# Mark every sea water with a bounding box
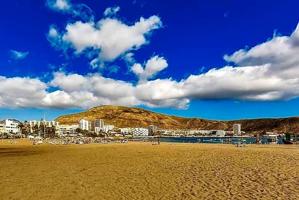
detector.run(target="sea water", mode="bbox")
[142,136,257,144]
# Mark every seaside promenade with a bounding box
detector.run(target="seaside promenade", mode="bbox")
[0,139,298,200]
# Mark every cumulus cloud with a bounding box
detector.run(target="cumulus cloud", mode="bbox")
[0,72,188,109]
[49,15,162,65]
[190,23,299,101]
[134,22,299,103]
[49,72,141,108]
[63,16,161,61]
[181,65,296,101]
[135,78,189,108]
[47,4,162,69]
[132,56,168,82]
[47,0,71,11]
[0,76,47,108]
[43,90,76,108]
[48,72,189,109]
[214,23,299,100]
[10,50,29,60]
[103,6,120,17]
[4,22,299,110]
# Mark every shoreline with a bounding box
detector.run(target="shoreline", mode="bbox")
[0,138,297,149]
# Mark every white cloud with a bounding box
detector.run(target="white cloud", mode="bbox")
[47,0,71,11]
[10,50,29,60]
[43,90,75,108]
[224,23,299,79]
[47,0,94,21]
[132,56,168,82]
[47,26,66,50]
[48,26,59,38]
[135,78,188,108]
[0,72,186,109]
[181,65,295,101]
[50,72,189,109]
[123,52,136,65]
[50,72,89,92]
[0,76,47,108]
[52,15,162,65]
[181,23,299,101]
[4,22,299,110]
[49,72,141,108]
[133,22,299,103]
[103,6,120,17]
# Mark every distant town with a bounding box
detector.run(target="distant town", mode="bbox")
[0,117,298,145]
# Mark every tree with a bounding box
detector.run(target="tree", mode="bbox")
[84,130,95,137]
[76,128,83,134]
[17,123,24,136]
[45,127,56,138]
[18,122,30,136]
[33,124,39,135]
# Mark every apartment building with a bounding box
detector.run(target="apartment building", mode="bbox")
[0,119,21,134]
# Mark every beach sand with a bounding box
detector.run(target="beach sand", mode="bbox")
[0,139,298,200]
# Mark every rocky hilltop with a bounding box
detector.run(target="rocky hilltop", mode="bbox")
[56,105,299,133]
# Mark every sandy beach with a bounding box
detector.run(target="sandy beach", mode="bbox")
[0,139,298,200]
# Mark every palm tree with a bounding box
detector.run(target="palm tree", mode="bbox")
[46,127,56,138]
[18,122,31,137]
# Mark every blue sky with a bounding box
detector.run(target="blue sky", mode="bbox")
[0,0,299,121]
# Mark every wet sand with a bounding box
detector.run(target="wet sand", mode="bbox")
[0,139,298,199]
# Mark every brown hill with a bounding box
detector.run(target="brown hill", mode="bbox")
[55,105,299,133]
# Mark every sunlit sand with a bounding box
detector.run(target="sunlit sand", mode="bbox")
[0,139,298,199]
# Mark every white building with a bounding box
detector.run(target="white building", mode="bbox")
[132,128,149,136]
[233,124,242,136]
[198,130,213,135]
[57,124,79,135]
[94,119,104,133]
[0,123,5,134]
[79,119,90,131]
[0,119,21,134]
[95,125,115,133]
[120,128,132,135]
[94,119,104,129]
[94,119,115,134]
[215,130,226,137]
[28,120,59,133]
